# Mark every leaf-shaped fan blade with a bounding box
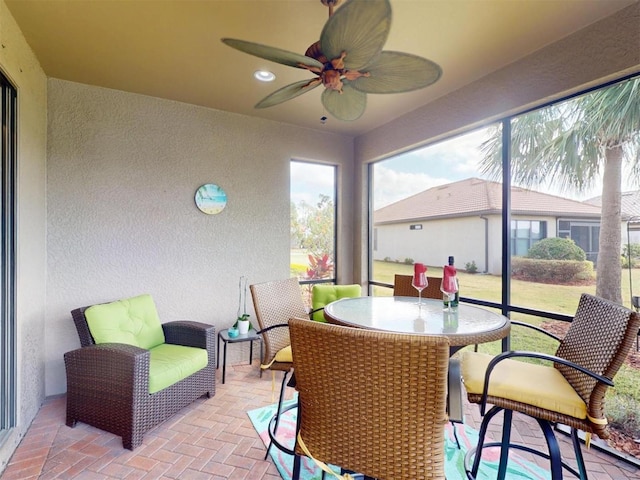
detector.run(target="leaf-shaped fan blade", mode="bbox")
[350,51,442,94]
[320,0,391,71]
[321,84,367,121]
[255,79,321,109]
[222,38,324,71]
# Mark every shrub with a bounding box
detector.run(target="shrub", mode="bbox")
[306,253,333,280]
[465,260,478,274]
[526,237,586,261]
[622,243,640,268]
[511,257,595,284]
[403,258,414,265]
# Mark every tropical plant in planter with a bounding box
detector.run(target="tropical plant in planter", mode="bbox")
[234,313,252,334]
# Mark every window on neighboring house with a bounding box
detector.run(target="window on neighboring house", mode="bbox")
[0,72,17,439]
[558,220,600,264]
[511,220,546,256]
[290,160,337,305]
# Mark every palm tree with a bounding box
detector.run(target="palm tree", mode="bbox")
[480,77,640,304]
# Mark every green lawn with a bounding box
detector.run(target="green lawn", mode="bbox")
[372,260,640,313]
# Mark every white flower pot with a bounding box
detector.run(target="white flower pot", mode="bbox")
[238,320,250,335]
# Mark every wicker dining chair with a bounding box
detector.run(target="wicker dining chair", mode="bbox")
[250,277,309,457]
[288,317,450,480]
[461,293,640,480]
[393,274,442,299]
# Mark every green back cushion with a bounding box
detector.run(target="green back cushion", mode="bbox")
[311,284,362,322]
[85,294,165,349]
[148,344,208,394]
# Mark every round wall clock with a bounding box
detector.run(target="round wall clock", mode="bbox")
[195,184,227,215]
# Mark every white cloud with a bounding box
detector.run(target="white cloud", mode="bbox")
[290,161,335,206]
[373,165,449,209]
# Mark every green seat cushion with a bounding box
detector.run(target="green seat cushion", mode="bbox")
[461,351,587,420]
[85,294,165,349]
[149,344,209,394]
[311,284,362,322]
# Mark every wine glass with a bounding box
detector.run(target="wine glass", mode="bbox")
[412,265,428,306]
[441,276,458,313]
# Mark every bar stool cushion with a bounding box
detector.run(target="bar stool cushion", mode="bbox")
[462,351,587,419]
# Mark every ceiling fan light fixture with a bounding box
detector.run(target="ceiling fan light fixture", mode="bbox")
[254,70,275,82]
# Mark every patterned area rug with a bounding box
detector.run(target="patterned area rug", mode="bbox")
[248,399,551,480]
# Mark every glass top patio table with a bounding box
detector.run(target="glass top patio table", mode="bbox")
[323,296,510,347]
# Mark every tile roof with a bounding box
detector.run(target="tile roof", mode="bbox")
[587,191,640,221]
[374,178,602,224]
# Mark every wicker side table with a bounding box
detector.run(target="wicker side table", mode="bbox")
[217,329,262,384]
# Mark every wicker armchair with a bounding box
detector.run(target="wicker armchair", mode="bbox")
[64,294,216,450]
[462,293,640,480]
[288,317,450,480]
[393,274,442,299]
[250,277,309,457]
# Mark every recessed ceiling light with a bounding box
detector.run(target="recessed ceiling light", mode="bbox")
[254,70,275,82]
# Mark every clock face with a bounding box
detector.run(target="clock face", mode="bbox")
[195,184,227,215]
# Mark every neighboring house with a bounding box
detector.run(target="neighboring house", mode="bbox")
[587,191,640,245]
[373,178,606,275]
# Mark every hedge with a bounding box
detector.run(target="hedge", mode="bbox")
[511,257,595,284]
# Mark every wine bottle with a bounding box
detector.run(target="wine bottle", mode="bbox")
[443,256,459,308]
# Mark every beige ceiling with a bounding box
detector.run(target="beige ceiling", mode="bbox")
[6,0,637,136]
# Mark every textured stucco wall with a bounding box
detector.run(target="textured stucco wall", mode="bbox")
[353,3,640,283]
[46,79,354,396]
[0,0,47,472]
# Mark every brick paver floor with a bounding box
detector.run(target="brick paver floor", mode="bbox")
[2,361,638,479]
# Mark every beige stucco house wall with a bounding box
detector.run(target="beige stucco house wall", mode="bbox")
[45,79,355,396]
[373,214,575,276]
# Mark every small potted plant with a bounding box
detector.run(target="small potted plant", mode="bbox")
[236,313,251,335]
[234,276,253,335]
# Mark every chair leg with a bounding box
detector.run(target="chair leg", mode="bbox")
[264,370,290,460]
[536,418,564,479]
[466,404,590,480]
[292,453,302,479]
[571,427,589,480]
[466,405,502,477]
[496,409,513,480]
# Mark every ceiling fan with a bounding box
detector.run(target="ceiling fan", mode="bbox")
[221,0,442,122]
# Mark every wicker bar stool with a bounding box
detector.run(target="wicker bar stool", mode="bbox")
[250,277,309,459]
[462,293,640,480]
[289,317,450,480]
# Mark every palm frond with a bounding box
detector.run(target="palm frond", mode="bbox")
[350,51,442,93]
[222,38,323,70]
[321,84,366,121]
[255,80,321,109]
[320,0,391,71]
